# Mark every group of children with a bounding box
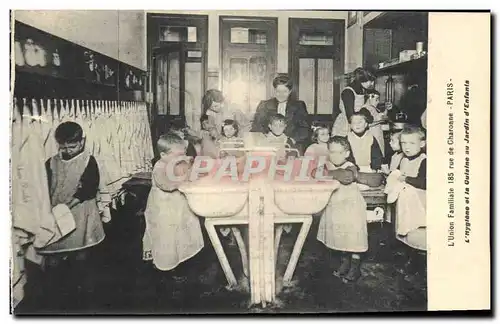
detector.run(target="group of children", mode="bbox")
[37,95,425,302]
[305,121,426,282]
[142,97,426,286]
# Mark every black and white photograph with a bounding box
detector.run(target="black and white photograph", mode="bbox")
[9,8,490,315]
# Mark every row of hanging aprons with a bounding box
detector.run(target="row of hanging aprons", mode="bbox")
[11,97,154,309]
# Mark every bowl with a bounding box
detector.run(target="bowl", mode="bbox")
[179,179,249,218]
[272,180,340,215]
[357,172,385,188]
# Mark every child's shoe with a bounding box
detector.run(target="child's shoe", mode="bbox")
[333,254,351,278]
[342,257,362,283]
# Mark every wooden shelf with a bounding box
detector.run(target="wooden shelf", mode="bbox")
[375,56,427,76]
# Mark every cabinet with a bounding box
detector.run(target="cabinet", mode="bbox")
[363,12,428,125]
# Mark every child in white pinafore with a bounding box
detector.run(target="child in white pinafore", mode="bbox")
[382,131,404,174]
[358,89,386,156]
[386,125,426,276]
[143,133,204,275]
[305,125,330,158]
[347,112,384,172]
[316,136,368,283]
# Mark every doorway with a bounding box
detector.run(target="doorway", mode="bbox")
[147,14,208,150]
[220,16,277,118]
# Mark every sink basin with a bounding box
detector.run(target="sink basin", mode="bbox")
[179,177,249,218]
[272,180,340,215]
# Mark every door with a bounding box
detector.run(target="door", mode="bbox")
[151,43,185,149]
[289,18,345,124]
[220,17,277,119]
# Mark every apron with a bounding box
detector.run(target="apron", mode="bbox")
[38,150,105,254]
[360,104,385,157]
[143,161,204,271]
[395,154,427,251]
[317,161,368,253]
[332,87,365,137]
[347,131,374,170]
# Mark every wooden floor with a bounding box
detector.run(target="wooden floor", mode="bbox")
[15,194,427,315]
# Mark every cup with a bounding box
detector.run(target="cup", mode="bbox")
[416,42,424,55]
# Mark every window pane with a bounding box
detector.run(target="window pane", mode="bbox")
[168,51,180,115]
[317,59,334,114]
[299,58,315,114]
[187,51,202,58]
[299,32,334,46]
[228,58,249,115]
[160,26,197,43]
[185,62,203,131]
[230,27,267,44]
[249,56,267,117]
[156,55,168,115]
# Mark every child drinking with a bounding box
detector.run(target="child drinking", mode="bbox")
[315,136,368,283]
[347,112,383,172]
[143,133,204,281]
[358,89,386,156]
[386,125,426,276]
[41,121,105,306]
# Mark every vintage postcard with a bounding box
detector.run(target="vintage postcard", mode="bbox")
[9,9,491,314]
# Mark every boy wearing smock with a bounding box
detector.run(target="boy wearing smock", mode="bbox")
[41,121,105,306]
[347,112,384,172]
[386,125,426,275]
[314,136,368,283]
[143,133,204,279]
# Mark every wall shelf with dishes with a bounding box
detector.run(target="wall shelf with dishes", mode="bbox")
[13,21,145,100]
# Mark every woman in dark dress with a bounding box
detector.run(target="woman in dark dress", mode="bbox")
[251,74,311,154]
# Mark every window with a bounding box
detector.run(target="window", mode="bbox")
[159,26,197,42]
[230,27,268,44]
[299,31,334,46]
[289,18,344,120]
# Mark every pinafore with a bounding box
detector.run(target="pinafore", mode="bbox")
[395,153,427,251]
[143,160,204,271]
[38,150,105,254]
[332,87,365,137]
[317,161,368,252]
[359,103,385,156]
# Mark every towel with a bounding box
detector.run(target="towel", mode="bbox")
[52,204,76,237]
[33,204,76,249]
[384,170,405,203]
